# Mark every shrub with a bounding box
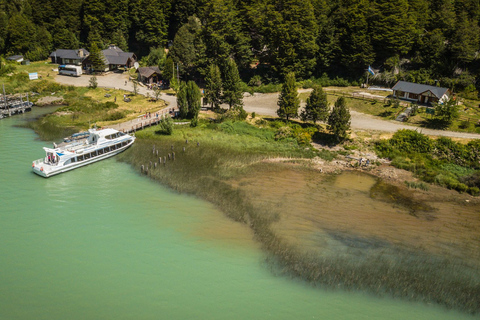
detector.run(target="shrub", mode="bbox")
[102,110,126,121]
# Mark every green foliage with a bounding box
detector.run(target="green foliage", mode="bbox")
[375,130,480,195]
[177,81,201,119]
[163,56,174,85]
[156,116,174,135]
[87,42,106,73]
[301,85,329,124]
[102,110,125,121]
[217,105,248,122]
[170,16,205,77]
[142,46,166,69]
[277,72,299,121]
[204,63,222,110]
[89,76,98,89]
[435,97,459,127]
[327,97,351,142]
[222,58,243,108]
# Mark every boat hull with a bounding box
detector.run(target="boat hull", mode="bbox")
[32,141,133,178]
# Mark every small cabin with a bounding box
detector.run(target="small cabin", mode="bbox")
[392,81,451,104]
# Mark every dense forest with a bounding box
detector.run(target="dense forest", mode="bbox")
[2,0,480,91]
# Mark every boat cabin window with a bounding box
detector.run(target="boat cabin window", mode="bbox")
[84,153,90,160]
[98,149,104,155]
[103,147,109,153]
[105,132,125,140]
[64,157,77,165]
[116,143,122,148]
[77,155,84,161]
[111,144,116,150]
[122,141,127,147]
[90,151,97,158]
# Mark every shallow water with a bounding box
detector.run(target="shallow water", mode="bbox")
[0,109,477,319]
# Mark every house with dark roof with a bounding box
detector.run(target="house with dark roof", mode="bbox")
[392,81,451,104]
[49,49,89,66]
[82,45,136,72]
[102,45,136,70]
[136,66,162,84]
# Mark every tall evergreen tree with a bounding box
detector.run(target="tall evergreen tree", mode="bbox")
[201,0,252,70]
[277,72,299,121]
[88,42,106,72]
[370,0,416,61]
[334,0,374,74]
[186,80,202,119]
[170,16,206,78]
[222,58,243,108]
[163,56,174,85]
[177,81,201,119]
[328,97,351,142]
[204,63,222,110]
[301,85,329,124]
[251,0,319,79]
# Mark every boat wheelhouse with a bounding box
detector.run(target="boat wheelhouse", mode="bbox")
[32,128,135,178]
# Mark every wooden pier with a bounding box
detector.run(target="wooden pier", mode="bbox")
[105,106,177,134]
[0,102,33,119]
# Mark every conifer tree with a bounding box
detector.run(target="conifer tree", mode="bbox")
[301,85,329,124]
[204,63,222,110]
[328,97,351,142]
[222,58,243,108]
[177,82,189,118]
[277,72,299,121]
[186,80,201,119]
[88,42,105,73]
[177,81,201,119]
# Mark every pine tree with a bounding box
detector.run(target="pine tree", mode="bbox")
[277,72,299,121]
[204,63,222,110]
[186,80,201,119]
[163,56,174,85]
[222,58,243,108]
[177,81,201,119]
[328,97,351,142]
[88,42,106,73]
[435,97,458,127]
[177,82,189,119]
[301,85,329,124]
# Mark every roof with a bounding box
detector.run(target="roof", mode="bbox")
[137,66,161,78]
[6,55,23,60]
[50,49,89,60]
[392,81,449,99]
[102,46,135,65]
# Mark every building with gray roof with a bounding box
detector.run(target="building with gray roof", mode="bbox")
[49,49,89,65]
[136,66,162,84]
[392,81,451,104]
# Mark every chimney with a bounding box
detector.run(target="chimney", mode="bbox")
[109,44,116,50]
[78,49,84,58]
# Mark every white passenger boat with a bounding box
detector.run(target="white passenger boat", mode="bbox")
[32,128,135,178]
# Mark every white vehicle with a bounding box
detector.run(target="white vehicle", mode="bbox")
[32,128,135,178]
[58,65,82,77]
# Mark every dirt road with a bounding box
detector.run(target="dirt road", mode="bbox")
[55,74,480,139]
[242,92,480,139]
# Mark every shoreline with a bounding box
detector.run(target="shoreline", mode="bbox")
[117,126,480,314]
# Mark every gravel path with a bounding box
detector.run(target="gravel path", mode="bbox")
[55,74,480,139]
[242,92,480,139]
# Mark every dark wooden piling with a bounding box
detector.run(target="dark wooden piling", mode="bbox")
[172,152,175,160]
[141,164,144,173]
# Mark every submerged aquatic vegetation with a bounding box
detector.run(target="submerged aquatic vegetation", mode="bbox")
[119,122,480,314]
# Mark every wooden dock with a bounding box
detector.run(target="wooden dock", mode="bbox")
[105,106,177,134]
[0,102,33,119]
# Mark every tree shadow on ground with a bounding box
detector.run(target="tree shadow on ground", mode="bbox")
[377,110,394,118]
[312,131,343,146]
[420,118,449,130]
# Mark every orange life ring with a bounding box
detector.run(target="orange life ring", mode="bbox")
[32,163,35,168]
[40,167,44,172]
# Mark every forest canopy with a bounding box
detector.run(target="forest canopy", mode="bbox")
[2,0,480,90]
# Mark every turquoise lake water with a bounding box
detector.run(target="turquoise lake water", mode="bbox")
[0,108,476,319]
